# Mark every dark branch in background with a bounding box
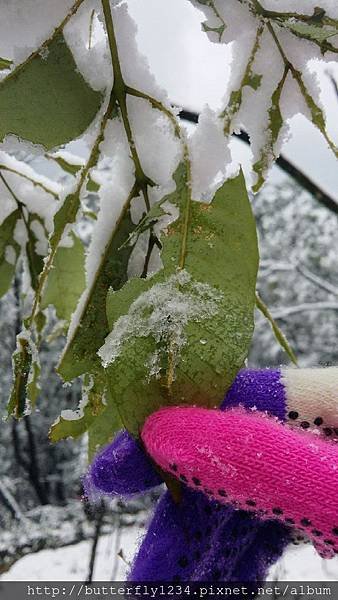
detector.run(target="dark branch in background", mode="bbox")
[178,109,338,216]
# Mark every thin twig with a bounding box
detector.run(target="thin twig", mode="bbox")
[256,291,298,365]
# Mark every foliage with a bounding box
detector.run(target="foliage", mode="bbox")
[0,0,337,455]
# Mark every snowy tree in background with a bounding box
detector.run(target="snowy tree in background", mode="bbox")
[0,1,337,482]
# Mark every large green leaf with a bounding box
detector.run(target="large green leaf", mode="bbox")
[41,233,86,322]
[99,165,259,435]
[0,209,20,298]
[0,35,102,150]
[58,188,137,381]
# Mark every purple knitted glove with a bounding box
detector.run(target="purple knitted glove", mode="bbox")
[85,368,291,582]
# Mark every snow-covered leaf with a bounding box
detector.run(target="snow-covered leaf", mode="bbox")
[41,233,86,323]
[8,333,40,418]
[0,34,102,150]
[58,188,137,381]
[98,166,259,435]
[192,0,338,190]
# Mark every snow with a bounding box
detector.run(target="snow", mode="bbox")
[188,0,338,189]
[127,96,181,187]
[64,2,111,92]
[98,269,223,378]
[1,522,337,582]
[189,106,231,201]
[0,152,60,228]
[1,525,141,582]
[0,1,74,74]
[4,245,16,266]
[59,375,95,422]
[65,117,135,346]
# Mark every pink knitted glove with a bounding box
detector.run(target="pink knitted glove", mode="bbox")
[142,406,338,559]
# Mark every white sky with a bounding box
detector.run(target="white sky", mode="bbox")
[127,0,338,199]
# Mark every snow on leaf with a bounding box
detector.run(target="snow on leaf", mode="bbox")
[58,186,137,382]
[99,270,224,370]
[8,332,41,418]
[50,371,121,458]
[0,34,102,150]
[191,0,338,190]
[98,165,259,436]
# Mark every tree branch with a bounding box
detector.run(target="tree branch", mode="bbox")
[178,109,338,216]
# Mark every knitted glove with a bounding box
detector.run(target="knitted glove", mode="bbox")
[227,367,338,437]
[85,367,338,581]
[85,425,289,582]
[142,406,338,560]
[85,367,290,582]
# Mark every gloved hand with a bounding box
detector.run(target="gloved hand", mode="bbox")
[142,405,338,560]
[85,428,289,582]
[85,367,338,581]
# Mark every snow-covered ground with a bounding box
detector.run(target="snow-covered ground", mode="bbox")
[2,524,338,582]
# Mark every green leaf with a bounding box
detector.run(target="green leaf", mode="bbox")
[50,371,121,458]
[285,21,338,53]
[49,373,105,442]
[86,176,100,193]
[0,209,20,298]
[0,34,102,150]
[293,68,338,159]
[41,233,86,322]
[51,156,83,176]
[8,334,40,418]
[222,23,264,135]
[99,165,259,435]
[58,186,138,381]
[87,389,122,459]
[0,57,13,71]
[26,214,46,291]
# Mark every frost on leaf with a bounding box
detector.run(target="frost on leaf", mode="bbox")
[99,269,224,380]
[8,331,41,418]
[96,168,258,435]
[191,0,338,190]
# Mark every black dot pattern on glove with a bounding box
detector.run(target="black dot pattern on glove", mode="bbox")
[314,417,323,426]
[323,427,333,436]
[312,529,323,537]
[288,411,299,420]
[162,467,338,559]
[300,421,310,429]
[178,556,189,568]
